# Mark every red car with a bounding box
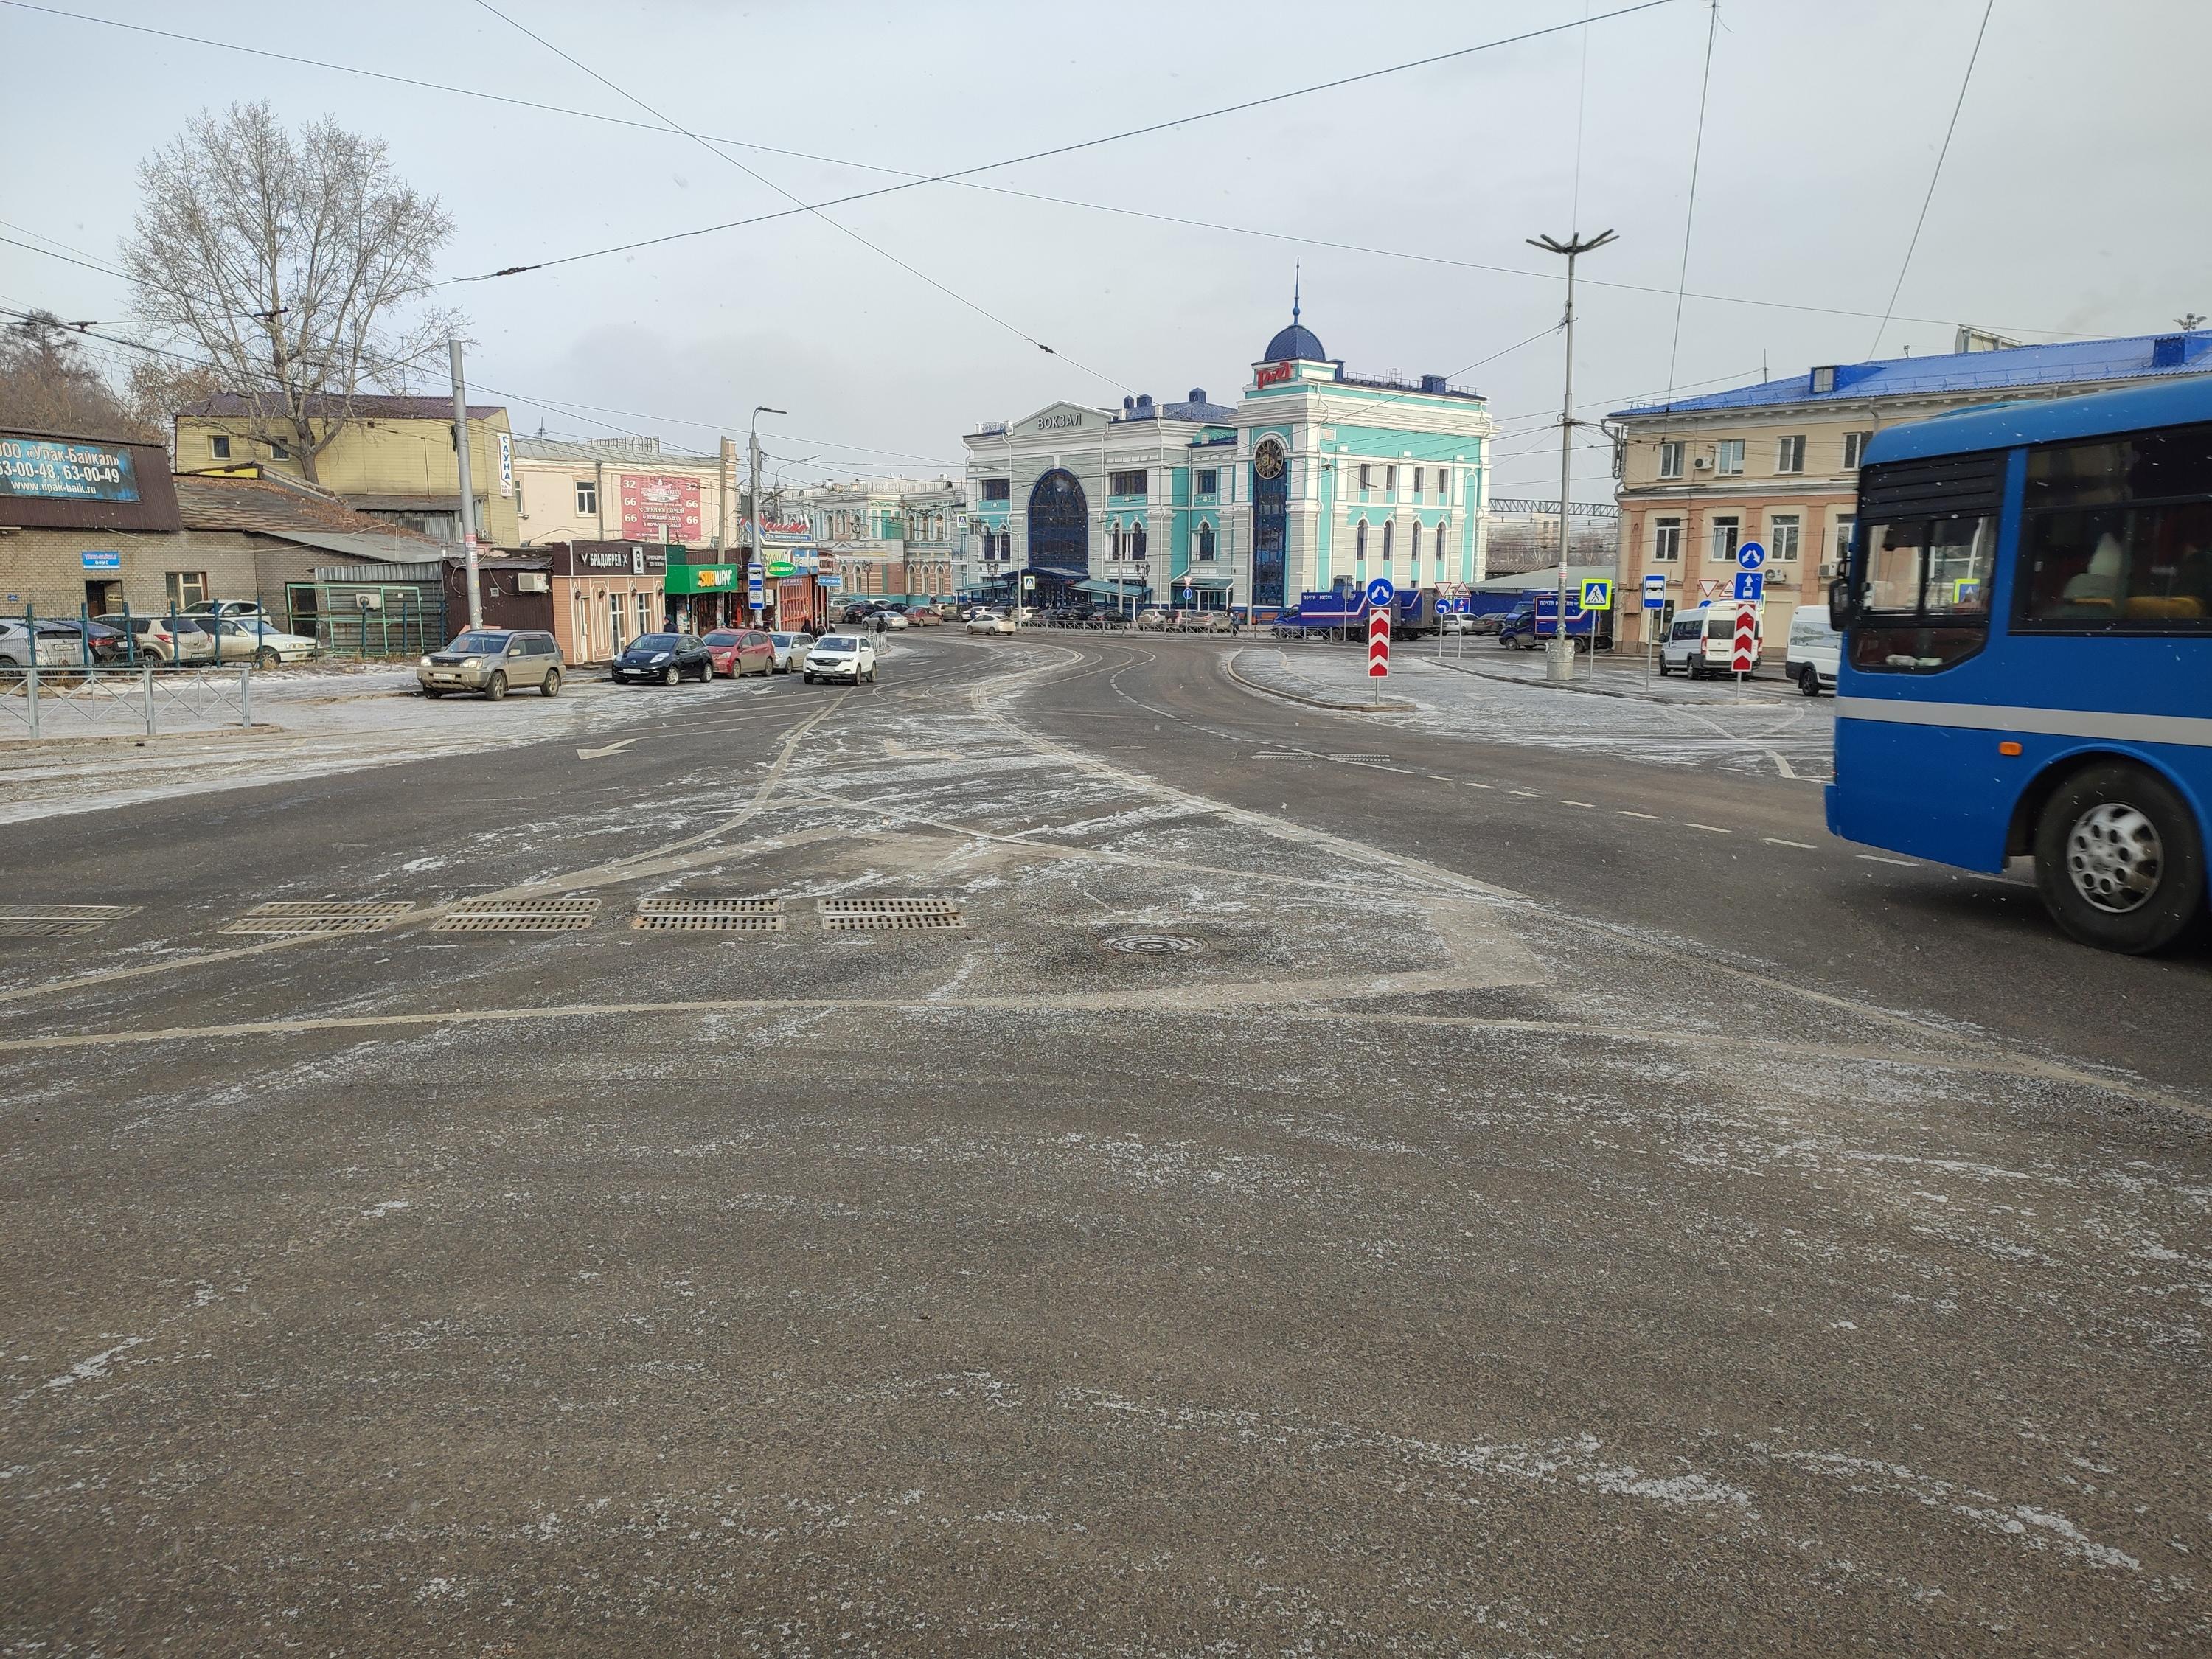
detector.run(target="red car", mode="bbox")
[703,628,775,678]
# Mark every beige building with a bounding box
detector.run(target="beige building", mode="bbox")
[798,477,964,600]
[1610,327,2212,646]
[175,393,518,549]
[512,434,740,552]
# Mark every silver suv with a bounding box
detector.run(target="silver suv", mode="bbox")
[419,629,564,700]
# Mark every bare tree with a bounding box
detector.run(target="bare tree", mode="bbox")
[122,101,463,483]
[0,310,153,441]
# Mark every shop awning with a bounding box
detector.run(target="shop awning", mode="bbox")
[1073,578,1150,597]
[1173,574,1234,590]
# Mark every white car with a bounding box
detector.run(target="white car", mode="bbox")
[212,617,319,664]
[801,633,879,684]
[965,611,1016,636]
[0,619,83,668]
[880,610,911,631]
[768,630,815,673]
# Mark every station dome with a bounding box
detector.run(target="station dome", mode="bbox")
[1262,320,1327,363]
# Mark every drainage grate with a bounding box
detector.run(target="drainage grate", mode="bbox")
[820,897,964,932]
[636,897,782,916]
[0,903,142,938]
[220,900,415,936]
[1102,932,1202,956]
[633,908,785,933]
[1252,751,1310,761]
[1329,754,1393,765]
[431,897,600,933]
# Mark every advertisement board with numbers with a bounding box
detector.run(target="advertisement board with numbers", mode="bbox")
[0,437,140,501]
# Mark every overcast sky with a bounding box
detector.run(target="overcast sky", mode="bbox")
[5,0,2208,499]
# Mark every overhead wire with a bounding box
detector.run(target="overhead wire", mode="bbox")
[0,4,2098,341]
[1868,0,1995,358]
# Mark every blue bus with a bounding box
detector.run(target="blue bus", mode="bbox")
[1827,375,2212,953]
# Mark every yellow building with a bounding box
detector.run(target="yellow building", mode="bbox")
[175,393,518,547]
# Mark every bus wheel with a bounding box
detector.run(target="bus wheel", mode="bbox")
[2033,762,2205,954]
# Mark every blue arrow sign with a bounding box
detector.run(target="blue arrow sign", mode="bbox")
[1736,540,1766,571]
[1734,570,1764,602]
[1365,577,1396,608]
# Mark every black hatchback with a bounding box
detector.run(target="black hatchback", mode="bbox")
[611,631,714,685]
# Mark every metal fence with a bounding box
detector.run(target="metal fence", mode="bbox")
[0,661,254,740]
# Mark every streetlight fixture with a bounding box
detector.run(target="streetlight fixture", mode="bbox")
[1526,229,1616,683]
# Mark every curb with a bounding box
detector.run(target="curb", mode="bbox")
[1224,650,1417,714]
[1410,651,1804,708]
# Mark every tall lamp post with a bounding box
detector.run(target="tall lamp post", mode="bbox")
[1526,228,1615,683]
[748,406,785,626]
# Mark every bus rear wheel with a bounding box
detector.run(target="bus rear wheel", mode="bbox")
[2032,762,2205,954]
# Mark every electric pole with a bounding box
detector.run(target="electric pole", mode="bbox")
[749,406,784,627]
[1527,229,1615,683]
[450,339,481,629]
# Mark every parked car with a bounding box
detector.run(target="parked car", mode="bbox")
[91,613,218,664]
[419,628,564,699]
[1658,603,1762,678]
[0,619,84,668]
[209,617,319,666]
[879,609,910,631]
[902,605,937,627]
[1467,611,1506,636]
[802,633,879,684]
[25,619,132,664]
[611,630,712,686]
[767,630,815,673]
[703,627,775,678]
[1784,605,1840,696]
[965,611,1016,636]
[185,599,271,622]
[1135,608,1169,630]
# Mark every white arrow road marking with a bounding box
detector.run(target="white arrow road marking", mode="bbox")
[576,738,639,760]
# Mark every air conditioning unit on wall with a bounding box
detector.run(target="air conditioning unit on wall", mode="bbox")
[516,571,550,593]
[1692,456,1713,470]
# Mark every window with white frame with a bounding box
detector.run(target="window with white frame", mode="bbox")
[1842,430,1874,469]
[1658,439,1684,479]
[1355,521,1368,561]
[1382,520,1394,562]
[1768,512,1802,562]
[1716,439,1745,475]
[1385,465,1397,492]
[1358,463,1371,490]
[1197,522,1216,561]
[1110,470,1147,496]
[575,478,597,515]
[1652,516,1683,562]
[1411,521,1422,559]
[1775,435,1806,473]
[209,435,232,460]
[1412,467,1424,496]
[635,592,652,638]
[1833,513,1856,566]
[1710,514,1741,561]
[1436,521,1449,561]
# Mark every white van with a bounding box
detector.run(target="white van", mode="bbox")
[1657,602,1761,678]
[1785,605,1840,697]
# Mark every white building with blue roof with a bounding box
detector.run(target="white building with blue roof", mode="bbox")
[1610,327,2212,647]
[962,298,1492,613]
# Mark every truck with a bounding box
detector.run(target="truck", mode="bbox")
[1495,590,1610,652]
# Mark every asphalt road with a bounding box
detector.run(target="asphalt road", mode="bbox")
[2,631,2207,1655]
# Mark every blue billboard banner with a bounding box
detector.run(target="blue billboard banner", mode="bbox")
[0,437,141,502]
[80,549,121,570]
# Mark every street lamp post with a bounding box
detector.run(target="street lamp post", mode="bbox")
[749,406,785,626]
[1526,229,1616,684]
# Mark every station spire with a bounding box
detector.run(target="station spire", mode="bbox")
[1292,260,1301,328]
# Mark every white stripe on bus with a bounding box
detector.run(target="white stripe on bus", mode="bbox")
[1834,697,2212,749]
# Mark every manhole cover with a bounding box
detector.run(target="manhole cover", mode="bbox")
[1102,932,1202,956]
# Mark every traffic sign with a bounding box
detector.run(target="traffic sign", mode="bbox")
[1642,574,1667,611]
[1579,578,1613,611]
[815,574,842,591]
[1365,576,1396,608]
[1736,540,1766,571]
[1733,570,1764,602]
[1020,573,1037,590]
[1731,606,1757,673]
[1367,607,1391,678]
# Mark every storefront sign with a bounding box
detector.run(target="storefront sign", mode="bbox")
[0,437,139,501]
[1035,411,1086,430]
[765,559,795,577]
[497,431,514,497]
[664,563,738,594]
[578,546,667,574]
[1254,361,1293,389]
[80,549,122,570]
[757,515,811,538]
[619,474,702,543]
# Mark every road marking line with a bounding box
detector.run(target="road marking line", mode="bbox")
[1510,789,1543,799]
[1684,822,1732,834]
[1617,810,1658,820]
[1858,854,1920,868]
[1764,838,1818,849]
[1559,799,1596,809]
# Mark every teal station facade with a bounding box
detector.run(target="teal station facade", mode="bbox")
[962,304,1493,612]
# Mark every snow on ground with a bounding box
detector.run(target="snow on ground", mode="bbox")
[1235,642,1836,782]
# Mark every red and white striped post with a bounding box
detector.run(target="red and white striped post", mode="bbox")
[1368,605,1391,704]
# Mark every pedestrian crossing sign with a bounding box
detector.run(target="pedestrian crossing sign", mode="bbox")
[1579,579,1613,611]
